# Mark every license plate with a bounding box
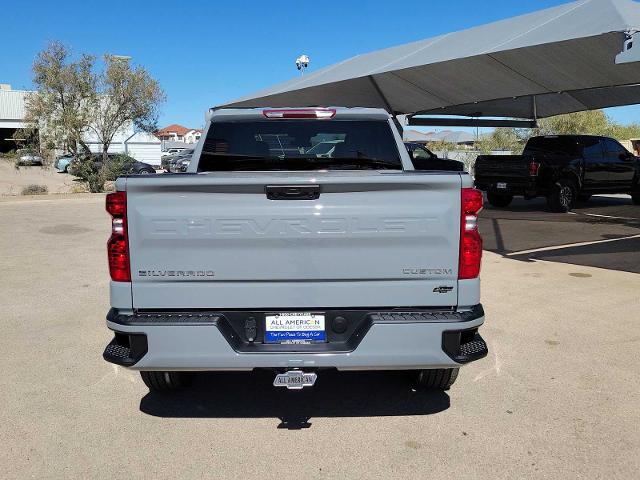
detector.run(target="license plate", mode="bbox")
[273,371,317,390]
[496,182,507,189]
[265,312,326,344]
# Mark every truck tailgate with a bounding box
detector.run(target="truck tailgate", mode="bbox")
[475,155,532,179]
[125,171,462,309]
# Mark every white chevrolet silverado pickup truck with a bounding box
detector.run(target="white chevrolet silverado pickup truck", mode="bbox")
[103,107,487,392]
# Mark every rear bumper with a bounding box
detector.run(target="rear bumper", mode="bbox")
[103,306,487,371]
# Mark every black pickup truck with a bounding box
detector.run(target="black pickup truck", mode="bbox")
[474,135,640,212]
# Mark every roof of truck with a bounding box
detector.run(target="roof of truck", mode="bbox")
[206,107,391,122]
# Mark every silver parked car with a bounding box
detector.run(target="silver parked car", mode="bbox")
[16,149,44,166]
[171,156,191,173]
[167,149,194,173]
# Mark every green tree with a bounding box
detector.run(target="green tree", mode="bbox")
[428,140,458,156]
[87,55,165,164]
[69,153,137,193]
[479,110,640,153]
[606,122,640,140]
[536,110,610,136]
[534,109,640,139]
[26,42,166,191]
[476,128,523,154]
[25,42,96,157]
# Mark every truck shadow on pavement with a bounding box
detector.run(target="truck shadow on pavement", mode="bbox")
[139,370,450,429]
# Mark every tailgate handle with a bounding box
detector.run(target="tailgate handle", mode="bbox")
[266,185,320,200]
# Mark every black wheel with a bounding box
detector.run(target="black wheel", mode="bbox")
[632,193,640,205]
[487,192,513,208]
[578,194,591,203]
[138,168,155,175]
[140,371,191,392]
[547,179,576,213]
[415,368,459,390]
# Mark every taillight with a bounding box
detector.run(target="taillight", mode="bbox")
[106,191,130,282]
[459,188,483,280]
[528,161,540,176]
[263,108,336,119]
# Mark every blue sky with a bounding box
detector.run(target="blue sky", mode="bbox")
[2,0,639,129]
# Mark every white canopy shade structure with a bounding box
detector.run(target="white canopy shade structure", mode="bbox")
[218,0,640,124]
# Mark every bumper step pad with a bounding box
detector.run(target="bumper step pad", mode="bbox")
[442,329,488,364]
[459,333,488,358]
[103,333,148,366]
[104,342,131,361]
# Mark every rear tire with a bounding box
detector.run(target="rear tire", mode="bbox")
[415,368,459,390]
[632,193,640,205]
[547,179,576,213]
[487,192,513,208]
[140,371,191,392]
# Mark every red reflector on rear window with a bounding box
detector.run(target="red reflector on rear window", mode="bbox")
[263,108,336,119]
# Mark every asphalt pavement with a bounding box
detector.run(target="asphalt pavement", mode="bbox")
[1,194,638,480]
[480,194,640,273]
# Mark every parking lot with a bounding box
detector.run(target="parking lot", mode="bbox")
[481,195,640,273]
[1,194,639,479]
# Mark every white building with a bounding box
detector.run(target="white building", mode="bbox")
[83,125,162,166]
[0,85,29,153]
[183,129,202,144]
[156,124,202,146]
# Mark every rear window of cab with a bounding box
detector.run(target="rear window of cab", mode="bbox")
[198,119,402,172]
